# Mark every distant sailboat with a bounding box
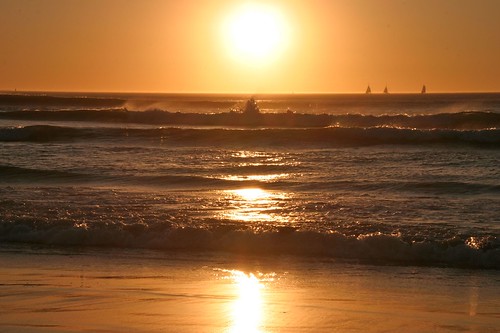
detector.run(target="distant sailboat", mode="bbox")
[421,85,426,94]
[365,85,371,94]
[383,86,389,94]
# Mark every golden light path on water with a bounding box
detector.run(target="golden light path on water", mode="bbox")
[231,271,264,332]
[219,269,266,333]
[216,151,295,223]
[222,174,289,182]
[222,188,289,223]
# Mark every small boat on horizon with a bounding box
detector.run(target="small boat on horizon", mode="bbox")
[365,85,371,94]
[383,86,389,94]
[421,85,427,94]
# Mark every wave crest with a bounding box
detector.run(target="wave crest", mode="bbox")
[1,109,500,129]
[1,221,498,269]
[1,125,499,148]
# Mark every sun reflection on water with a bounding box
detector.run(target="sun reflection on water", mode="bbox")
[222,173,289,182]
[233,188,270,201]
[222,188,288,223]
[228,270,264,333]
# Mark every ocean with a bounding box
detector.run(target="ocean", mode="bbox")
[0,92,499,332]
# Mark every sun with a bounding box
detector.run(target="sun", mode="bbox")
[222,3,289,65]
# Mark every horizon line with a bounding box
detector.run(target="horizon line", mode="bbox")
[2,89,500,96]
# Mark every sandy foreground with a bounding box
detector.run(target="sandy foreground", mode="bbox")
[0,245,499,333]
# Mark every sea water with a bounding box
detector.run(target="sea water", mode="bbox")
[0,93,499,332]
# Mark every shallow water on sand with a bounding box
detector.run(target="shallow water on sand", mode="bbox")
[1,246,499,333]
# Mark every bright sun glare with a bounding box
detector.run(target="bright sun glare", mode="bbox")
[233,188,270,201]
[223,3,289,65]
[230,270,263,332]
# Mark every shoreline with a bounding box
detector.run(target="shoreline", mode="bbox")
[1,245,499,332]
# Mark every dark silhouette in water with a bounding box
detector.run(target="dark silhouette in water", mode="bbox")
[1,94,500,130]
[243,97,260,115]
[1,107,499,130]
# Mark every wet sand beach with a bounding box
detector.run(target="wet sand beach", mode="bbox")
[1,246,499,333]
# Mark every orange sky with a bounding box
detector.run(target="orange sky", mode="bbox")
[1,0,499,93]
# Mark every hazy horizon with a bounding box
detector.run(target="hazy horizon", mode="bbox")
[2,89,500,96]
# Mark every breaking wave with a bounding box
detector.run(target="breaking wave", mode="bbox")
[0,220,498,269]
[1,124,499,148]
[1,109,500,129]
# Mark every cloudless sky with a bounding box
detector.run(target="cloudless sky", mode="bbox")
[1,0,499,93]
